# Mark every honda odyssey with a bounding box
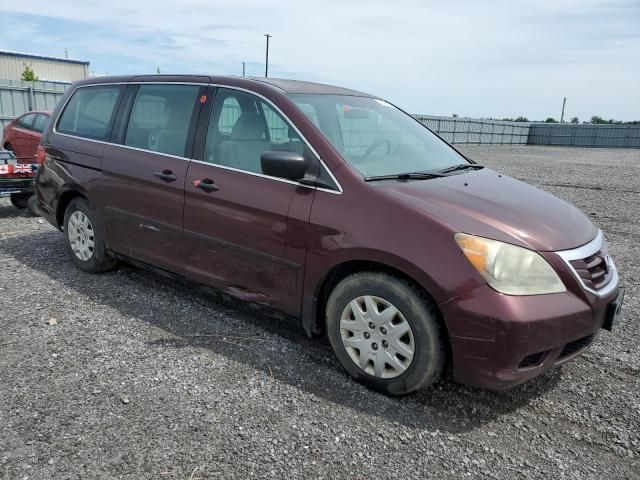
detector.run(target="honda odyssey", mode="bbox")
[35,75,624,394]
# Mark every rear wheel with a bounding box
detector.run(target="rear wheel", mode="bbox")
[10,193,29,209]
[63,197,117,273]
[326,272,445,395]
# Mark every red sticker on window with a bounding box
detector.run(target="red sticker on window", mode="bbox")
[200,95,207,104]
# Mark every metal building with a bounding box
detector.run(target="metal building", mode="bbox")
[0,51,89,83]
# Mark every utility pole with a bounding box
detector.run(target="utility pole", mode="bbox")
[242,62,246,77]
[264,34,272,78]
[560,97,567,123]
[64,48,68,59]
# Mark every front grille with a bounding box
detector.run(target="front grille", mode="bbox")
[518,350,548,369]
[568,246,613,292]
[558,334,595,359]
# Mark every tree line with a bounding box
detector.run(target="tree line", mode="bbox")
[492,116,639,125]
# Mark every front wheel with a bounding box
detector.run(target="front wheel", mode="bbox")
[326,272,445,395]
[63,197,118,273]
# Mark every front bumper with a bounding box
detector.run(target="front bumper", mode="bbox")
[440,280,619,390]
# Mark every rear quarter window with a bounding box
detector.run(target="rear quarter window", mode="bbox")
[56,86,123,141]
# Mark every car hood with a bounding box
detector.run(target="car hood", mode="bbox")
[378,168,597,251]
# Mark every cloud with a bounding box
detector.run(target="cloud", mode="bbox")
[0,0,638,120]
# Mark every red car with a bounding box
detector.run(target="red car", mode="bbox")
[35,76,623,394]
[3,111,51,161]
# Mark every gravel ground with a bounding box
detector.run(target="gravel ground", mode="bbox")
[1,145,638,479]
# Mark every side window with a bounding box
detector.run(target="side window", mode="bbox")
[217,96,241,134]
[32,114,49,133]
[57,86,122,140]
[17,114,36,129]
[125,84,200,157]
[203,88,304,174]
[262,104,289,144]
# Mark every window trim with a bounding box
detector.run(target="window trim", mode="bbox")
[52,81,343,195]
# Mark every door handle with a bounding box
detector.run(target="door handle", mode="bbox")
[193,178,219,192]
[153,170,177,182]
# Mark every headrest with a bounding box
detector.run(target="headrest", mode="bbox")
[230,113,265,141]
[163,101,193,129]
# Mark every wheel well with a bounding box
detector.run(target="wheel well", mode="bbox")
[56,191,87,228]
[316,260,445,325]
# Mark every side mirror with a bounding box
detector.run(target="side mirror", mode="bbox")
[261,151,306,181]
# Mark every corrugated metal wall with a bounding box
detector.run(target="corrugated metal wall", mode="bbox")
[414,115,530,144]
[0,54,89,83]
[528,123,640,148]
[0,80,69,133]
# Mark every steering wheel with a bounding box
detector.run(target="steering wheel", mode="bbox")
[363,139,392,158]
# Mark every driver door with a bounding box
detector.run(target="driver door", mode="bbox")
[182,87,315,315]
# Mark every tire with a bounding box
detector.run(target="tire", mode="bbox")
[10,193,29,209]
[4,143,13,152]
[326,272,445,395]
[26,195,40,217]
[63,197,118,273]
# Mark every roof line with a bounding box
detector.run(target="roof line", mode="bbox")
[0,50,90,66]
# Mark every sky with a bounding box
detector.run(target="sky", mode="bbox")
[1,0,639,121]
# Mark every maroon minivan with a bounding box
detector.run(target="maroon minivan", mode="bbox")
[35,75,623,394]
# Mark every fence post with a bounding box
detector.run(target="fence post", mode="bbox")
[466,120,471,145]
[452,118,457,144]
[27,85,34,111]
[491,123,495,144]
[437,118,441,135]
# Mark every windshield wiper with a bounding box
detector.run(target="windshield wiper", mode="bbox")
[438,163,484,174]
[364,171,445,182]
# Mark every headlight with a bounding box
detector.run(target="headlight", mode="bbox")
[455,233,566,295]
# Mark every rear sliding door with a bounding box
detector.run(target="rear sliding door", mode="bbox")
[100,83,205,272]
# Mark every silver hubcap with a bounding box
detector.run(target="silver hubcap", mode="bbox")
[67,211,95,261]
[340,295,415,378]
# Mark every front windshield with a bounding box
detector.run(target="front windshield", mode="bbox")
[288,94,466,177]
